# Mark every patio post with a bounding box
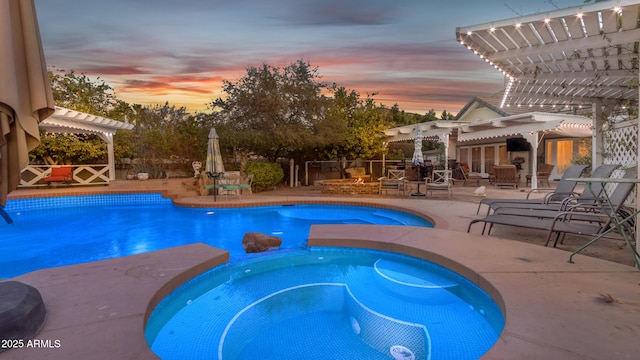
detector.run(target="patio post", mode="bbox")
[523,132,539,190]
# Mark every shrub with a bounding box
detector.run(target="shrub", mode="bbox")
[244,161,284,192]
[572,154,592,176]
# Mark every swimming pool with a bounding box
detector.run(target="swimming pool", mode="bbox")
[0,194,433,278]
[146,248,504,360]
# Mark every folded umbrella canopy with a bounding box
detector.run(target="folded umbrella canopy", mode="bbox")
[0,0,55,223]
[411,123,424,166]
[205,127,225,201]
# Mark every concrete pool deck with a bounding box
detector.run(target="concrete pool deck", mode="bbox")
[3,179,640,359]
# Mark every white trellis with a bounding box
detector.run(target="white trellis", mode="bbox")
[603,120,638,168]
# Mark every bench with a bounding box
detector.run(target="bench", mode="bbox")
[44,166,73,186]
[344,167,371,182]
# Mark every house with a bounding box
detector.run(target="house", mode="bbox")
[384,92,593,184]
[453,93,592,180]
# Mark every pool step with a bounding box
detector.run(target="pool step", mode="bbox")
[374,259,459,301]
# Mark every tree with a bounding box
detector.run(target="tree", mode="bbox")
[30,70,133,165]
[128,102,201,176]
[321,85,389,160]
[388,104,422,126]
[49,70,126,117]
[440,110,455,120]
[423,109,438,121]
[209,60,330,161]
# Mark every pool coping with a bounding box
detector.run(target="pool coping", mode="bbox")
[3,194,640,359]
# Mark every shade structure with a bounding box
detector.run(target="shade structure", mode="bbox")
[0,0,55,222]
[411,124,424,166]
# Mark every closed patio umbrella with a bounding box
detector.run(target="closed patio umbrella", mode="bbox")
[411,124,424,166]
[0,0,55,223]
[205,127,225,201]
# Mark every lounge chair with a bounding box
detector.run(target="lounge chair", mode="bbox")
[476,164,589,215]
[489,164,620,214]
[425,169,453,197]
[379,169,407,196]
[467,169,637,247]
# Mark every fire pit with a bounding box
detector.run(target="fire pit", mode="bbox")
[316,178,379,195]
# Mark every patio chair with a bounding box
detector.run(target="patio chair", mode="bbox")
[467,169,637,247]
[526,163,554,187]
[425,169,453,197]
[488,166,495,185]
[476,164,590,215]
[492,165,520,188]
[200,171,224,197]
[219,173,241,200]
[459,162,482,186]
[378,169,407,196]
[238,174,254,197]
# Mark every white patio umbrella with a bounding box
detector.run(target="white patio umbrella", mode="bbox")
[205,127,225,201]
[411,124,424,166]
[0,0,55,223]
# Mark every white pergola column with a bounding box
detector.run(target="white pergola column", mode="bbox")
[437,133,450,170]
[99,132,116,181]
[591,102,604,171]
[523,132,539,190]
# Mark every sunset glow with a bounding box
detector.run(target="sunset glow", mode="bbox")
[35,0,584,115]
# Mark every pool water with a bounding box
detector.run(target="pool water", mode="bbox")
[0,194,433,278]
[146,248,504,360]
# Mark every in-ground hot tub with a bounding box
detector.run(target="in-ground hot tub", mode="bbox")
[316,179,380,195]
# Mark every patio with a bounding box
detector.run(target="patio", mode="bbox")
[3,179,640,359]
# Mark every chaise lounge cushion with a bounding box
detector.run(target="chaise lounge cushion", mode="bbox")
[44,166,73,184]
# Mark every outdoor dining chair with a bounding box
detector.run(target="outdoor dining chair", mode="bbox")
[378,169,407,196]
[238,174,254,197]
[425,169,453,197]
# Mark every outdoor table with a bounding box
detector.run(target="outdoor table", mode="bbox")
[566,177,640,267]
[408,180,426,197]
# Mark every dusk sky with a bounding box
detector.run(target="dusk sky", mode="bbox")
[34,0,586,115]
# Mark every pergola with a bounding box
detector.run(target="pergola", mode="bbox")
[456,0,639,256]
[39,106,133,181]
[456,0,639,162]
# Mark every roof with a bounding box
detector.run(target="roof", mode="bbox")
[384,121,459,143]
[457,112,593,142]
[385,111,592,144]
[39,106,133,135]
[456,0,640,109]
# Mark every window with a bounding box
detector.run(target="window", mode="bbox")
[471,147,482,172]
[546,139,577,174]
[484,147,495,173]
